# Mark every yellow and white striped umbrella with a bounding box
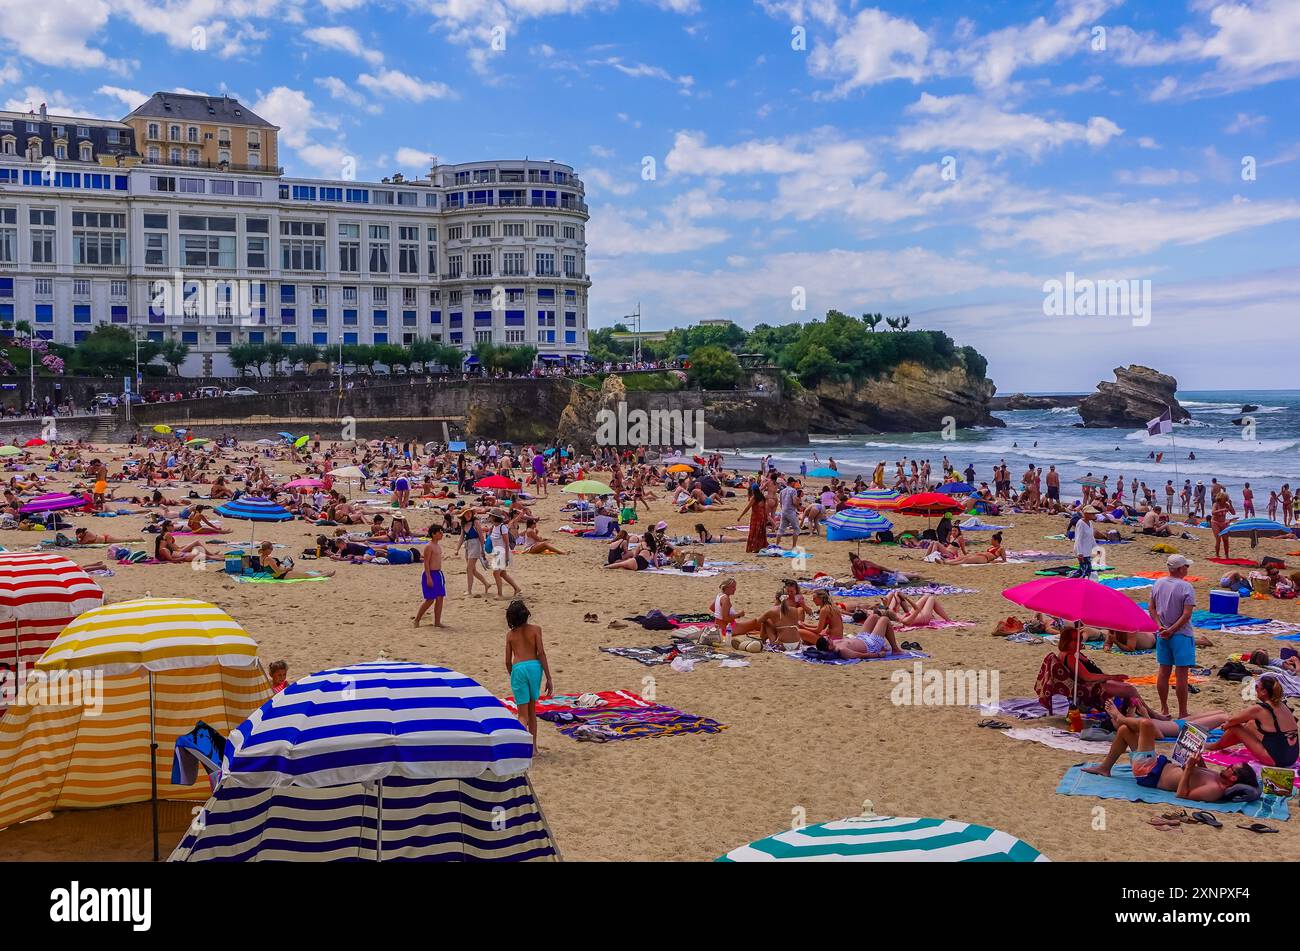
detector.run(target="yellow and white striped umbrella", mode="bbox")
[36,598,260,676]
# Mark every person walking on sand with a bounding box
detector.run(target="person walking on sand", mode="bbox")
[413,525,447,628]
[505,599,553,749]
[1071,505,1097,578]
[453,508,492,597]
[487,509,522,599]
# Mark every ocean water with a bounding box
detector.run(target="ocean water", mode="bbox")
[744,389,1300,501]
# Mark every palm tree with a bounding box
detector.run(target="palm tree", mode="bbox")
[862,313,883,332]
[158,339,190,375]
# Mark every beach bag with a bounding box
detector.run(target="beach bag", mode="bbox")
[483,532,493,554]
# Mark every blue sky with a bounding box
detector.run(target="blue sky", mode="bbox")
[1,0,1298,391]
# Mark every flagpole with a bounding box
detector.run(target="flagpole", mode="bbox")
[1167,402,1179,491]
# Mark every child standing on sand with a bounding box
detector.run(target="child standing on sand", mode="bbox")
[413,525,447,628]
[505,600,552,748]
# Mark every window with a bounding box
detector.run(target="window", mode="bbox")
[536,223,555,238]
[312,285,327,305]
[111,281,127,297]
[145,232,169,266]
[398,226,419,274]
[503,222,525,237]
[187,126,199,143]
[368,225,389,274]
[246,236,268,269]
[169,148,181,163]
[403,287,418,306]
[342,286,358,304]
[447,226,463,241]
[73,280,91,296]
[150,175,176,192]
[471,223,492,238]
[79,143,92,162]
[471,252,492,277]
[447,255,462,279]
[178,215,236,268]
[238,180,262,197]
[35,303,54,323]
[502,252,524,276]
[34,279,52,296]
[30,209,56,264]
[186,149,200,165]
[372,287,388,304]
[372,190,394,205]
[372,310,387,327]
[564,254,578,277]
[475,330,492,343]
[72,211,127,266]
[211,179,234,195]
[505,329,524,344]
[343,310,358,326]
[535,252,555,276]
[216,331,232,345]
[169,125,181,141]
[148,122,160,139]
[564,226,577,240]
[0,208,14,264]
[74,304,91,323]
[280,220,326,271]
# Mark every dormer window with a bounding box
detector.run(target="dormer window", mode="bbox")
[54,144,66,160]
[80,143,93,161]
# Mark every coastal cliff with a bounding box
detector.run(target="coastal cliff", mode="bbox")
[809,360,1003,434]
[1076,365,1191,428]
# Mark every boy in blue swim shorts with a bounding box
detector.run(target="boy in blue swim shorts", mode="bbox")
[413,525,446,628]
[505,599,553,748]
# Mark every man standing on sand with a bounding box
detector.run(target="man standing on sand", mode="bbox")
[775,478,801,550]
[414,525,447,628]
[1150,554,1197,719]
[1164,479,1175,514]
[1045,465,1060,504]
[1242,482,1255,518]
[1072,505,1097,577]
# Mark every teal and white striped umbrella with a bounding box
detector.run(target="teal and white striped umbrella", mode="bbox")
[718,815,1049,862]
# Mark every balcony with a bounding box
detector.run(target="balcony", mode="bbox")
[144,157,282,175]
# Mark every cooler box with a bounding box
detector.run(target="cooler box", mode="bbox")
[1209,589,1240,615]
[224,555,244,575]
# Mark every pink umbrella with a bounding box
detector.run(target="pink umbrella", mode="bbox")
[284,478,325,490]
[1003,577,1156,706]
[18,492,85,514]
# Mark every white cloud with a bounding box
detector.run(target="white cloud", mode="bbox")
[981,196,1300,258]
[357,69,455,102]
[304,26,383,65]
[806,7,935,96]
[1225,112,1268,134]
[395,146,437,169]
[316,76,370,110]
[96,85,149,112]
[582,167,637,197]
[895,94,1122,158]
[3,86,114,118]
[593,57,694,93]
[0,0,113,68]
[1114,167,1199,186]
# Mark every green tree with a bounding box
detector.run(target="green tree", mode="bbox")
[157,338,191,375]
[227,342,258,377]
[373,343,410,373]
[794,343,838,385]
[71,325,158,375]
[862,312,884,332]
[287,343,321,372]
[686,345,741,390]
[498,344,537,374]
[264,340,289,375]
[407,338,437,371]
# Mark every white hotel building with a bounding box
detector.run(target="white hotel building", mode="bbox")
[0,94,591,376]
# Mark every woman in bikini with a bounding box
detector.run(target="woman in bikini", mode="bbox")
[154,525,224,564]
[1205,674,1299,767]
[820,608,903,659]
[517,518,566,555]
[186,504,229,534]
[927,531,1008,565]
[759,593,805,652]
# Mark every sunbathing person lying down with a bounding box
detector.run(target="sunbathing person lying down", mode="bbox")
[816,608,909,659]
[1083,713,1258,804]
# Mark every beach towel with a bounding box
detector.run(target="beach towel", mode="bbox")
[1208,558,1260,566]
[1137,603,1265,631]
[1006,551,1068,562]
[599,644,732,667]
[1006,726,1224,755]
[170,721,228,787]
[1056,764,1290,820]
[975,696,1071,719]
[644,567,720,578]
[781,647,929,666]
[959,519,1010,531]
[1097,577,1155,590]
[818,583,977,599]
[547,704,725,741]
[500,690,651,715]
[897,619,974,632]
[1131,571,1204,582]
[757,547,809,559]
[1124,673,1208,687]
[233,573,330,584]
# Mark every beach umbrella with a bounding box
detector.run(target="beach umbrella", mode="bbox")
[667,463,695,474]
[893,492,963,529]
[562,479,612,495]
[0,552,103,708]
[935,482,975,495]
[330,465,367,479]
[1219,518,1290,548]
[825,508,893,546]
[23,438,45,448]
[276,432,294,441]
[1003,576,1157,706]
[284,478,324,491]
[0,446,21,457]
[660,453,692,466]
[294,435,310,449]
[214,496,293,522]
[846,489,901,510]
[719,814,1047,862]
[36,597,260,859]
[807,467,841,479]
[19,492,84,515]
[255,439,277,447]
[543,448,570,458]
[172,662,557,862]
[152,424,172,435]
[476,474,522,491]
[1075,476,1104,488]
[185,437,210,447]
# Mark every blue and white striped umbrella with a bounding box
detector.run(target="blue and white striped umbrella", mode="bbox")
[719,815,1048,862]
[171,662,556,862]
[222,662,534,787]
[826,507,893,541]
[1218,518,1290,547]
[214,496,294,522]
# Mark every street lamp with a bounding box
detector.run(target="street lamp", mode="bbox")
[624,303,642,366]
[338,334,344,394]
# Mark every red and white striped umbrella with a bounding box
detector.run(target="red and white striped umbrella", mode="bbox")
[0,553,104,706]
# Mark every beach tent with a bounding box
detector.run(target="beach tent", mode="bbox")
[0,552,103,714]
[0,599,269,857]
[171,662,559,862]
[807,467,842,479]
[19,597,270,857]
[719,815,1048,862]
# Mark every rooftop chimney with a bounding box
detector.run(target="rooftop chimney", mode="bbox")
[39,103,47,120]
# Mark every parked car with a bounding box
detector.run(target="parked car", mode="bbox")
[91,393,119,409]
[221,386,259,397]
[195,386,221,399]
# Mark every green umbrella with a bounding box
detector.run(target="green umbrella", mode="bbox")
[0,446,20,457]
[719,815,1048,862]
[294,435,310,449]
[561,479,612,495]
[185,438,211,447]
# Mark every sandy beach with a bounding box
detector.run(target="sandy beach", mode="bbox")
[4,441,1300,863]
